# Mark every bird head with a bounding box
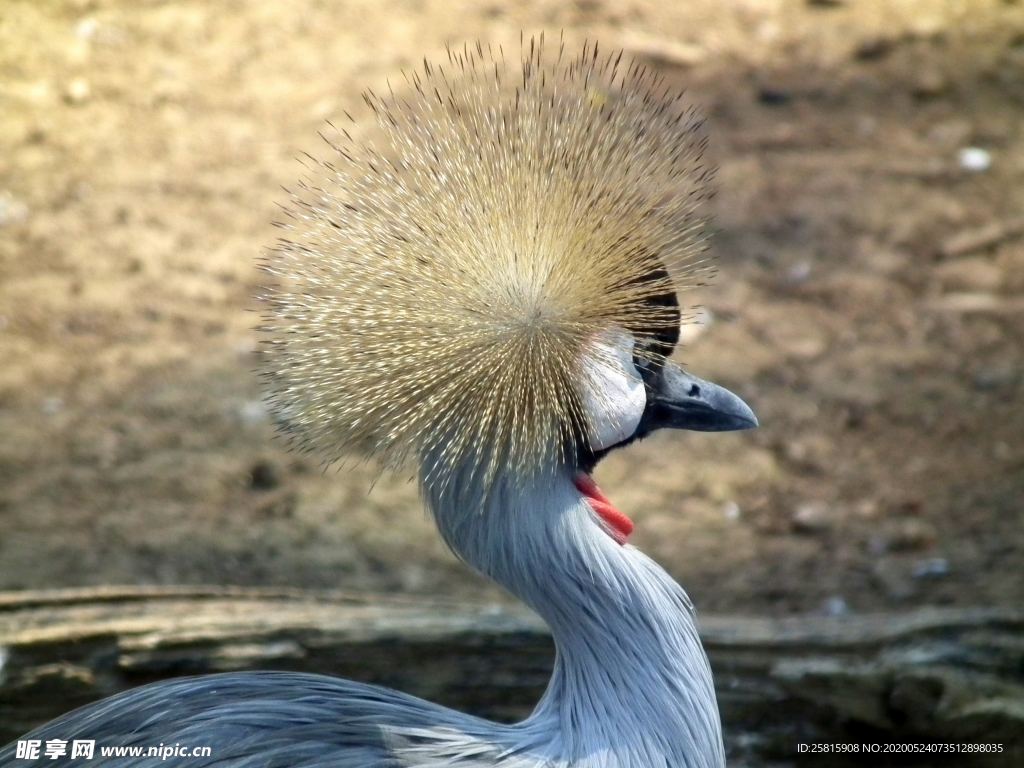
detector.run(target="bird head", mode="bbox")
[576,326,756,476]
[259,36,756,499]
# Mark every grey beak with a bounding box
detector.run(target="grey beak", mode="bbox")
[641,361,758,433]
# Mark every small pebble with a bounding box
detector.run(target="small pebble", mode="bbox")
[912,557,950,579]
[791,502,832,533]
[723,501,741,522]
[786,261,812,285]
[64,78,91,104]
[910,70,948,98]
[855,115,878,137]
[0,192,29,227]
[855,499,879,518]
[75,18,98,40]
[41,397,63,415]
[958,147,991,172]
[889,519,938,551]
[235,400,268,428]
[822,596,849,617]
[973,366,1016,392]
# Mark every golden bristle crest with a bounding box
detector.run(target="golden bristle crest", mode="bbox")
[259,36,714,486]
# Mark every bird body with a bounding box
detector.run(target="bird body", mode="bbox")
[1,36,756,768]
[0,477,722,768]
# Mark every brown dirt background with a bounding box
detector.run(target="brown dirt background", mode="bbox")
[1,0,1022,618]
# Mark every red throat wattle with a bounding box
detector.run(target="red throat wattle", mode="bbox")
[573,473,634,545]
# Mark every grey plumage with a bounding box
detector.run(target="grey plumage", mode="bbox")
[1,34,758,768]
[0,476,724,768]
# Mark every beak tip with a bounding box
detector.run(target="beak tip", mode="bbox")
[698,381,758,432]
[717,410,758,433]
[737,405,759,431]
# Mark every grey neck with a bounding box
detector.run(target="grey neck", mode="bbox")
[421,463,726,768]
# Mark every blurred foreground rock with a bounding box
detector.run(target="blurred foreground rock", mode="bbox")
[1,587,1021,765]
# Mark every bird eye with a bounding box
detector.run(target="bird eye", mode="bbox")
[631,347,661,387]
[629,331,679,387]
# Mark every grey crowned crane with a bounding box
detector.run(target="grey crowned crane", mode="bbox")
[1,36,756,768]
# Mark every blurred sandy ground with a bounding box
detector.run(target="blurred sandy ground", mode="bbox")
[0,0,1022,614]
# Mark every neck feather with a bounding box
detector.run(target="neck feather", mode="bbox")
[421,461,725,768]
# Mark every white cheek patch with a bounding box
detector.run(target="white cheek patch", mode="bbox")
[581,329,646,451]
